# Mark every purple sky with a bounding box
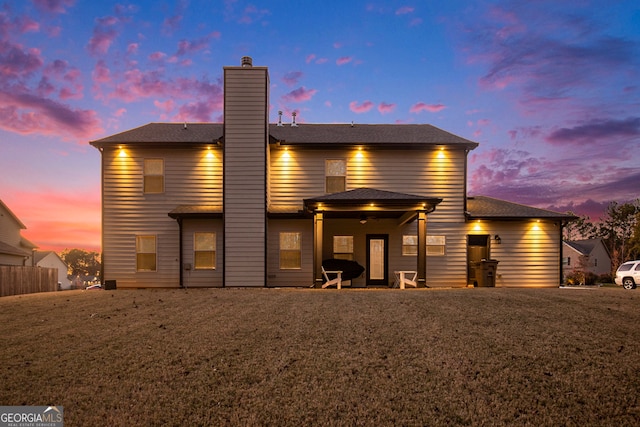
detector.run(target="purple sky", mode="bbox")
[1,0,639,251]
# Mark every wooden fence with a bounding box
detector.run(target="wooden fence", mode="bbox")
[0,266,58,297]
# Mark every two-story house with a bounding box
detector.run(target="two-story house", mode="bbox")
[90,57,574,289]
[0,199,37,266]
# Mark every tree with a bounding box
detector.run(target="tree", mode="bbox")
[598,200,640,271]
[628,211,640,260]
[60,249,101,277]
[563,212,597,241]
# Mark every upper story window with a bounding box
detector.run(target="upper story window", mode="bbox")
[194,232,216,270]
[136,235,157,271]
[333,235,354,260]
[144,159,164,193]
[325,159,346,193]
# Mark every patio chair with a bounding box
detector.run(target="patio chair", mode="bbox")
[322,266,342,289]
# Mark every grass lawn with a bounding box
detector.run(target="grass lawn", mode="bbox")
[1,287,640,426]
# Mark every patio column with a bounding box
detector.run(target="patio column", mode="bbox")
[313,211,324,287]
[417,210,427,287]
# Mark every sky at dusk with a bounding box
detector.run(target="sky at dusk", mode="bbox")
[1,0,639,252]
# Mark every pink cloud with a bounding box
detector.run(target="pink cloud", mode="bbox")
[127,43,138,54]
[378,102,396,114]
[282,86,317,103]
[149,51,167,61]
[86,16,119,56]
[315,58,328,64]
[0,88,103,140]
[409,18,423,26]
[163,14,183,34]
[33,0,75,14]
[282,71,303,86]
[176,32,220,56]
[113,107,126,117]
[349,100,374,113]
[396,6,414,15]
[87,27,118,55]
[0,44,43,78]
[546,117,640,146]
[15,16,40,33]
[410,102,446,113]
[305,54,316,64]
[336,56,353,66]
[333,42,342,49]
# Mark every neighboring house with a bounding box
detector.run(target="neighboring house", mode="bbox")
[33,251,70,289]
[0,199,37,266]
[563,239,612,277]
[90,57,575,289]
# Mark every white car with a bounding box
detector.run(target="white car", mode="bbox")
[615,260,640,290]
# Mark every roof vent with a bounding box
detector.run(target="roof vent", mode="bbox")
[291,111,298,127]
[277,111,283,126]
[184,122,187,130]
[241,56,253,67]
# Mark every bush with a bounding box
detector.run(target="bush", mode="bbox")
[597,273,613,284]
[565,271,598,286]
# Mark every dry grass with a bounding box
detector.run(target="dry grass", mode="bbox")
[1,287,640,426]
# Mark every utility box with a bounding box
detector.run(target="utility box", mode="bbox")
[104,280,117,290]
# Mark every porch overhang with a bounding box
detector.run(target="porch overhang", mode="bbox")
[303,187,442,217]
[305,188,441,288]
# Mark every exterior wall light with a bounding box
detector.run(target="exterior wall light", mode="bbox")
[494,235,501,244]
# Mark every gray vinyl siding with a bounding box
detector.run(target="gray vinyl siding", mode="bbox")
[181,219,223,288]
[101,146,222,288]
[223,66,268,287]
[478,220,561,288]
[266,219,313,287]
[269,146,467,222]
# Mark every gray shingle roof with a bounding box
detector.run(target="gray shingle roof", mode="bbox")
[90,123,223,146]
[90,122,478,149]
[269,123,478,148]
[564,239,605,255]
[0,241,31,257]
[467,196,576,220]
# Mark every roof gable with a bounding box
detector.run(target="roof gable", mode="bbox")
[0,199,26,229]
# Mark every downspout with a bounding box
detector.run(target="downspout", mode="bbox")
[178,217,184,288]
[100,147,105,284]
[559,220,564,286]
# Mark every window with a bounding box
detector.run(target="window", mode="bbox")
[144,159,164,193]
[333,236,354,260]
[136,235,157,271]
[280,232,301,269]
[325,159,346,193]
[403,235,446,256]
[194,232,216,269]
[402,235,418,256]
[427,235,446,256]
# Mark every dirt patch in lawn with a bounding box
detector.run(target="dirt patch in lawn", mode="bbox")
[1,287,639,426]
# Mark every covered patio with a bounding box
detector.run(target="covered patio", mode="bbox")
[303,188,442,288]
